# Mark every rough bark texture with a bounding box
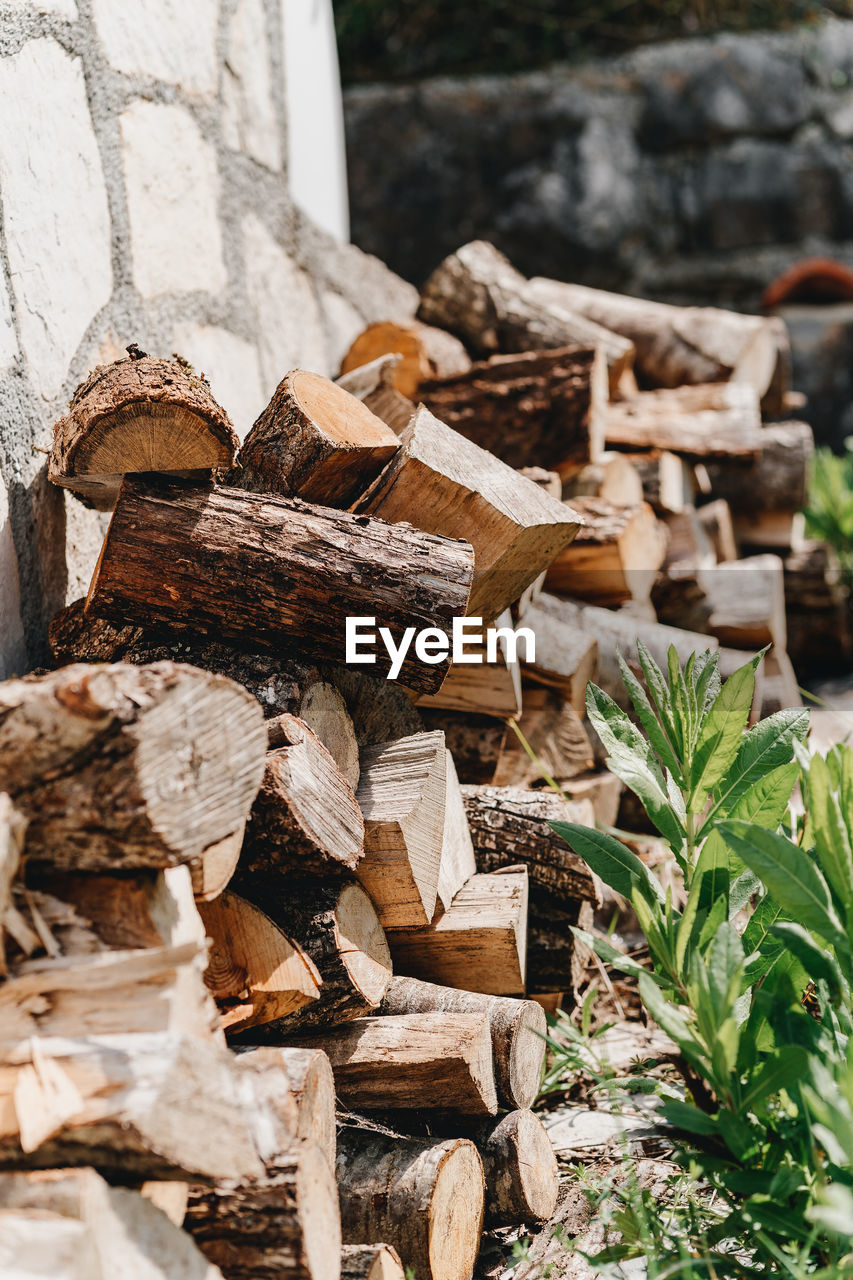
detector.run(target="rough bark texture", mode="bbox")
[419,346,605,472]
[0,662,266,873]
[600,382,763,458]
[528,277,778,397]
[186,1143,341,1280]
[291,1012,498,1116]
[356,405,582,621]
[336,355,416,436]
[232,875,392,1035]
[474,1109,560,1226]
[336,1123,484,1280]
[86,478,474,695]
[341,1244,405,1280]
[386,870,528,998]
[518,596,599,712]
[417,241,634,393]
[325,667,423,748]
[415,608,522,718]
[703,420,813,512]
[418,710,507,786]
[435,750,477,911]
[543,497,667,606]
[242,717,365,878]
[237,369,399,508]
[339,320,471,399]
[49,355,239,509]
[563,451,644,503]
[378,975,546,1110]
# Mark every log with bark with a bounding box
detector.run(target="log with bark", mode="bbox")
[601,382,762,459]
[417,710,507,786]
[341,1244,405,1280]
[701,554,787,651]
[292,1012,499,1116]
[0,1168,224,1280]
[339,320,471,398]
[232,1045,336,1174]
[417,240,634,394]
[784,541,851,673]
[377,975,546,1110]
[86,478,474,695]
[626,450,696,514]
[49,353,239,510]
[231,876,392,1035]
[386,870,529,997]
[563,451,644,504]
[325,666,423,749]
[696,498,738,563]
[415,608,523,718]
[492,687,595,788]
[517,597,599,712]
[527,277,778,397]
[465,1110,560,1227]
[241,716,365,878]
[355,406,582,621]
[418,346,606,472]
[237,370,400,507]
[436,750,477,911]
[0,661,266,874]
[336,354,416,436]
[336,1122,484,1280]
[355,731,446,929]
[543,498,667,606]
[186,1141,342,1280]
[702,419,813,512]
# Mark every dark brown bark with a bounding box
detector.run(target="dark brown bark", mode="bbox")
[418,710,506,785]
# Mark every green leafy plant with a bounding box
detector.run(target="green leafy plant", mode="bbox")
[805,444,853,585]
[549,644,853,1275]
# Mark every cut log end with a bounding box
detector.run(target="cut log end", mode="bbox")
[482,1109,559,1226]
[428,1141,486,1280]
[336,880,394,1009]
[341,1244,405,1280]
[508,1001,548,1110]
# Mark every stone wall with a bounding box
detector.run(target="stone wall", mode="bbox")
[0,0,417,677]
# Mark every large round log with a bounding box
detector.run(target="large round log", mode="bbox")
[336,1125,484,1280]
[475,1110,559,1226]
[339,320,471,399]
[0,662,266,873]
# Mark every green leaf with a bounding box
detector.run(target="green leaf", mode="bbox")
[769,921,846,1000]
[660,1098,718,1137]
[809,753,853,912]
[668,644,693,760]
[689,653,761,812]
[549,821,664,907]
[636,639,681,752]
[617,650,682,780]
[707,920,744,1013]
[700,708,809,836]
[739,1045,810,1114]
[718,820,848,953]
[571,926,665,987]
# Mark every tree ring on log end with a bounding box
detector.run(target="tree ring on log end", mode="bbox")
[335,882,393,1007]
[508,1001,547,1110]
[428,1141,484,1280]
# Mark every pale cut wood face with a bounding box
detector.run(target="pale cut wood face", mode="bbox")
[428,1141,485,1280]
[74,403,234,475]
[293,368,398,448]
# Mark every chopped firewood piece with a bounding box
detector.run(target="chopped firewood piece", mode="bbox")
[436,751,477,911]
[518,595,599,711]
[696,498,738,562]
[294,1012,499,1116]
[336,354,416,435]
[544,498,667,606]
[493,688,595,787]
[563,451,644,503]
[86,478,474,695]
[0,662,266,873]
[238,369,400,507]
[625,450,696,514]
[419,346,606,471]
[470,1109,559,1226]
[378,975,546,1110]
[701,554,787,650]
[386,870,528,997]
[342,1244,405,1280]
[231,876,392,1034]
[416,608,523,718]
[418,710,507,786]
[356,405,581,621]
[418,240,634,394]
[528,276,778,397]
[355,731,446,929]
[601,383,762,458]
[48,354,239,509]
[242,1046,337,1172]
[340,319,471,398]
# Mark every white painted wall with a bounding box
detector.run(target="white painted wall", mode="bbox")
[281,0,349,242]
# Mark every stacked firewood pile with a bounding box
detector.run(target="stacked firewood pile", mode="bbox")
[0,238,840,1279]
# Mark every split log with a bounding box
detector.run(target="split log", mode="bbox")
[418,710,506,786]
[703,420,813,514]
[472,1110,559,1226]
[544,498,667,606]
[0,1168,223,1280]
[336,355,415,436]
[419,346,606,472]
[86,478,474,695]
[696,498,738,563]
[563,451,644,504]
[0,661,266,873]
[337,1124,484,1280]
[701,554,787,650]
[730,509,804,552]
[298,684,360,791]
[601,383,762,458]
[356,406,582,621]
[139,1180,190,1226]
[242,716,364,878]
[198,891,321,1034]
[231,876,392,1034]
[339,320,471,398]
[415,608,523,718]
[626,450,696,514]
[526,594,718,708]
[418,240,634,394]
[326,667,423,748]
[663,507,715,571]
[784,541,851,673]
[436,751,477,911]
[186,1142,341,1280]
[493,688,595,787]
[293,1013,498,1116]
[237,369,399,507]
[527,277,778,397]
[0,795,25,976]
[0,1033,266,1182]
[378,975,546,1109]
[518,596,599,712]
[386,870,528,997]
[241,1046,337,1173]
[341,1244,405,1280]
[49,354,239,510]
[355,731,446,929]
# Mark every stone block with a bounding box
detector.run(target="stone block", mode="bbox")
[222,0,283,172]
[0,271,16,379]
[121,100,227,299]
[319,288,365,371]
[92,0,218,96]
[31,0,77,16]
[172,322,266,441]
[0,39,112,399]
